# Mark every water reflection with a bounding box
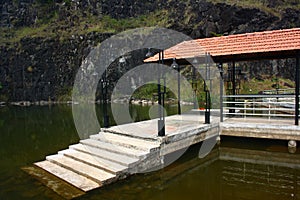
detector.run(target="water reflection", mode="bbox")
[0,106,299,200]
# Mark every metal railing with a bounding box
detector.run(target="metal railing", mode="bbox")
[262,88,295,95]
[223,94,297,119]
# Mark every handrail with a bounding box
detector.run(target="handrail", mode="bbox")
[223,95,298,119]
[224,94,294,98]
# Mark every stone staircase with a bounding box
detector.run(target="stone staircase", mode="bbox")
[34,130,160,192]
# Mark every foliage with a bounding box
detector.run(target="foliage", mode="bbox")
[0,8,170,45]
[56,86,72,102]
[132,83,176,100]
[239,77,295,94]
[0,94,8,102]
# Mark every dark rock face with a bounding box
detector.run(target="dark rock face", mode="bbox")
[0,33,111,101]
[100,0,163,19]
[0,0,300,101]
[239,59,297,81]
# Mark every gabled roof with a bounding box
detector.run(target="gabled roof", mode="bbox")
[145,28,300,63]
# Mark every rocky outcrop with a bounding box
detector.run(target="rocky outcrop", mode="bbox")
[0,0,300,102]
[0,32,111,101]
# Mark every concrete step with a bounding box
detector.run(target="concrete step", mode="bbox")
[91,132,159,151]
[34,160,100,192]
[71,143,139,167]
[80,138,148,159]
[46,154,116,185]
[58,149,128,175]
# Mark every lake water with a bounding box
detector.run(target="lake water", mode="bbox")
[0,105,299,200]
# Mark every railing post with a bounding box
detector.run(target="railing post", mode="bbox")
[244,100,247,119]
[268,99,271,120]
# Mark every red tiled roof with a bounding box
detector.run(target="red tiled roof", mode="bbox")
[145,28,300,63]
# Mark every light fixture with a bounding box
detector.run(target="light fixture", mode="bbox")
[192,58,199,64]
[145,48,152,57]
[171,58,179,69]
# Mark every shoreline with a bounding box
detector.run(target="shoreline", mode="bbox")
[0,99,196,107]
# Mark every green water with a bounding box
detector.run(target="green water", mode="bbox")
[0,105,300,200]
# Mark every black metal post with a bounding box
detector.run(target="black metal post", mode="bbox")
[102,70,109,128]
[205,53,210,124]
[218,63,224,122]
[158,51,165,136]
[192,66,197,109]
[229,61,236,114]
[295,52,300,125]
[177,66,181,115]
[172,58,181,115]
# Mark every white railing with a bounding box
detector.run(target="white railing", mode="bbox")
[223,94,297,119]
[262,88,295,95]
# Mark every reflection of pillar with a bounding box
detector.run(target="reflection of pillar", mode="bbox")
[295,52,300,125]
[102,70,109,128]
[22,65,25,100]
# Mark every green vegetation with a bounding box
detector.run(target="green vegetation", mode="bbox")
[207,0,300,18]
[239,77,295,94]
[56,86,72,102]
[132,83,176,100]
[0,94,8,102]
[0,9,170,45]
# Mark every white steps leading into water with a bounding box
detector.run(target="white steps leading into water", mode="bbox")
[34,160,101,192]
[46,154,116,185]
[90,132,159,151]
[34,131,160,192]
[58,148,128,175]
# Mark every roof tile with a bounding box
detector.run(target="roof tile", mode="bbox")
[145,28,300,62]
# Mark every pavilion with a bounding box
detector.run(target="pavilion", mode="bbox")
[145,28,300,126]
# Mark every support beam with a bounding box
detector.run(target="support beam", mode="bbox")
[205,53,210,124]
[177,65,181,115]
[295,52,300,125]
[158,51,165,136]
[192,66,197,109]
[229,61,236,114]
[218,63,224,122]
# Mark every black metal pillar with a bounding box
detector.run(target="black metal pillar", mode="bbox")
[158,51,165,136]
[177,64,181,115]
[192,66,197,109]
[295,52,300,125]
[229,61,236,114]
[205,53,210,124]
[102,70,109,128]
[218,63,224,122]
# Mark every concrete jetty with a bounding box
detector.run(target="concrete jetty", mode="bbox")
[26,113,219,198]
[221,117,300,141]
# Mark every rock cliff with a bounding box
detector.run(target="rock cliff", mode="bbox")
[0,0,299,102]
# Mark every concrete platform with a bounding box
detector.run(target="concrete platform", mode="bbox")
[30,112,219,198]
[27,112,300,199]
[221,117,300,141]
